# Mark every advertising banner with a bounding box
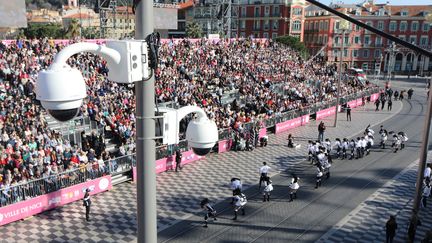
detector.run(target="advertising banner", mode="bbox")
[259,127,267,138]
[0,176,112,226]
[356,98,363,107]
[301,114,310,125]
[218,139,233,153]
[347,99,358,109]
[275,116,302,134]
[316,106,336,120]
[370,93,380,102]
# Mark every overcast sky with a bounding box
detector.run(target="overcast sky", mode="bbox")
[317,0,431,5]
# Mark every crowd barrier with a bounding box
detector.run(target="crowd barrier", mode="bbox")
[0,176,111,226]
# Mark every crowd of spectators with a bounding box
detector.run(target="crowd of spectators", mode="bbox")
[0,37,371,206]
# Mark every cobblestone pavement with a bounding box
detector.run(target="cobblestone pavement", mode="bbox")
[317,156,432,243]
[0,99,402,242]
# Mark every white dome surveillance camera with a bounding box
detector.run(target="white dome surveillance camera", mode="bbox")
[36,64,86,122]
[186,117,218,156]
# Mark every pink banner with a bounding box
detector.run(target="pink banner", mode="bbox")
[347,99,358,109]
[301,115,310,125]
[218,139,233,153]
[259,127,267,138]
[275,116,302,134]
[0,176,112,226]
[356,98,363,107]
[155,150,203,174]
[370,93,380,102]
[316,106,337,120]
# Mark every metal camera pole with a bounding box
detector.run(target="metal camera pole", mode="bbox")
[135,0,157,242]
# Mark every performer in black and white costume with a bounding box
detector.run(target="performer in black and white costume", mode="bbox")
[315,164,323,189]
[324,139,332,154]
[380,128,388,149]
[262,176,273,202]
[200,198,217,227]
[360,137,367,157]
[258,162,270,190]
[334,138,342,158]
[365,135,374,155]
[288,174,300,202]
[398,132,408,150]
[232,192,247,220]
[341,138,349,159]
[392,134,401,153]
[307,140,314,162]
[349,139,356,160]
[230,178,242,204]
[355,137,362,159]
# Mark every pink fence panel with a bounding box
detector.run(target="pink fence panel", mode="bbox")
[316,106,336,120]
[218,139,233,153]
[259,127,267,138]
[301,115,310,125]
[275,116,302,134]
[370,93,380,102]
[0,176,112,226]
[356,98,363,107]
[347,99,358,109]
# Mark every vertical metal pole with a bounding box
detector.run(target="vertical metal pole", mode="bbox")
[411,83,432,238]
[135,1,156,243]
[334,30,344,127]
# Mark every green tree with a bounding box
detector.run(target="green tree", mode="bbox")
[22,23,64,39]
[275,35,309,59]
[185,22,202,38]
[65,19,81,39]
[81,27,98,39]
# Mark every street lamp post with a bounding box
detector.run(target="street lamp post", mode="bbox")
[334,19,349,127]
[134,1,157,242]
[410,13,432,239]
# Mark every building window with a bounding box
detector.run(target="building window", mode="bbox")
[409,36,417,44]
[274,6,280,16]
[264,20,270,30]
[401,10,408,16]
[319,21,323,30]
[420,36,429,46]
[240,32,246,37]
[240,20,245,29]
[314,21,318,30]
[254,20,260,30]
[263,32,269,38]
[273,20,279,30]
[376,36,382,46]
[364,35,370,45]
[344,35,349,44]
[324,21,328,30]
[354,36,360,44]
[241,7,246,17]
[423,23,430,32]
[411,21,419,31]
[377,21,384,30]
[389,21,397,32]
[318,35,322,44]
[272,33,278,39]
[344,49,348,57]
[293,8,302,16]
[292,20,301,31]
[353,50,358,57]
[323,35,328,44]
[363,49,369,58]
[374,49,381,58]
[355,24,360,31]
[255,7,260,17]
[265,6,270,17]
[400,21,407,32]
[398,35,406,41]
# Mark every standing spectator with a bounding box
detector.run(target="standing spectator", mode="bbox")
[318,121,326,142]
[175,148,182,172]
[387,99,393,111]
[394,90,399,100]
[424,163,431,184]
[408,88,414,99]
[83,188,91,222]
[407,210,422,243]
[385,215,397,243]
[422,182,431,208]
[375,99,380,111]
[346,105,351,121]
[381,95,386,111]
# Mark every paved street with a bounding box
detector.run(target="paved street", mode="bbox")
[0,78,429,242]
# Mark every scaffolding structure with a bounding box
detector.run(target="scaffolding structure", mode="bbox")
[96,0,130,38]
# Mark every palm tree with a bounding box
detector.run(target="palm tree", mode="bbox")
[186,22,203,38]
[66,19,81,39]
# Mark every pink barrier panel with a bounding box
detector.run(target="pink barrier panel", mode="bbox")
[275,116,302,134]
[0,176,112,226]
[347,100,358,109]
[301,115,310,125]
[155,150,203,174]
[370,93,380,102]
[316,106,336,120]
[218,139,233,153]
[259,127,267,138]
[356,98,363,107]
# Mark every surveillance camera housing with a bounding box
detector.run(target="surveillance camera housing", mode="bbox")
[36,64,86,122]
[186,118,218,156]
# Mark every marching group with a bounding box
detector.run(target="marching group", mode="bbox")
[201,90,410,228]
